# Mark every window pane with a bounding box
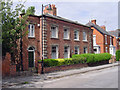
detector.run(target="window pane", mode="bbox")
[28,25,30,36]
[51,26,58,38]
[74,31,77,39]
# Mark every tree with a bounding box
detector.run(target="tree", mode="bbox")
[26,6,35,15]
[1,0,28,66]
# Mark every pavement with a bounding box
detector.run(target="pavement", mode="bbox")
[2,62,119,88]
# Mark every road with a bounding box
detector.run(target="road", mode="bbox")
[26,66,118,88]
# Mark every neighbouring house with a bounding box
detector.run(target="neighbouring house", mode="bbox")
[21,4,93,71]
[86,20,115,55]
[108,29,120,51]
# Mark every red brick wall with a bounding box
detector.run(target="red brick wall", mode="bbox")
[22,16,41,70]
[45,17,93,59]
[22,15,93,70]
[92,27,112,53]
[38,63,88,73]
[2,53,16,77]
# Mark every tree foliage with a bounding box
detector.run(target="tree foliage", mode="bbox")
[26,6,35,15]
[1,0,28,63]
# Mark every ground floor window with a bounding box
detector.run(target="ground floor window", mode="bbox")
[64,46,70,58]
[83,47,87,54]
[105,47,108,53]
[74,46,79,54]
[51,45,58,59]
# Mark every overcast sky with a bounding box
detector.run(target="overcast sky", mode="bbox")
[13,0,119,31]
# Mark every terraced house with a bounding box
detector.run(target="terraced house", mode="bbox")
[108,29,120,51]
[21,4,93,70]
[86,20,115,55]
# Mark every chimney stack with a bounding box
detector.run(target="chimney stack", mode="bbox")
[43,4,57,16]
[91,19,96,25]
[100,25,106,31]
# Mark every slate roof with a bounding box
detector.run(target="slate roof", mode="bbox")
[27,14,90,28]
[86,22,111,36]
[108,29,120,37]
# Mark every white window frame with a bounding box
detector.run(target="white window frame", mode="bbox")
[83,31,87,41]
[84,47,88,54]
[105,47,108,53]
[105,35,107,45]
[74,46,79,54]
[63,28,70,39]
[64,46,70,58]
[93,35,96,46]
[110,36,112,45]
[51,26,58,38]
[28,24,35,37]
[74,30,79,40]
[51,45,58,59]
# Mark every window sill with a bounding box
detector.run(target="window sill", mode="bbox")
[74,39,80,41]
[28,37,35,39]
[63,38,70,40]
[83,40,88,42]
[51,37,59,40]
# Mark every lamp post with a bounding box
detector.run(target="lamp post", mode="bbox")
[41,4,52,74]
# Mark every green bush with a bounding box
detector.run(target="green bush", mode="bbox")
[116,50,120,61]
[38,59,59,67]
[72,53,111,64]
[38,53,111,67]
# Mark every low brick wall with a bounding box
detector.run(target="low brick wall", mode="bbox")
[38,63,88,74]
[2,53,16,77]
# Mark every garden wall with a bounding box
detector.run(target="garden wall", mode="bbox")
[38,63,88,74]
[2,53,16,77]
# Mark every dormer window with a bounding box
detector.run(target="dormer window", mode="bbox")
[28,24,35,37]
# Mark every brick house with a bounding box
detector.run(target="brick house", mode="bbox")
[108,29,120,51]
[21,4,93,70]
[86,20,115,55]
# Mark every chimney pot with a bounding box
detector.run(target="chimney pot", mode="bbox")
[91,19,96,25]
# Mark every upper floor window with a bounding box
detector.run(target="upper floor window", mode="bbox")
[74,46,79,54]
[105,35,107,44]
[110,36,112,45]
[64,28,70,39]
[74,30,79,40]
[93,35,96,46]
[28,24,35,37]
[51,26,58,38]
[83,32,87,41]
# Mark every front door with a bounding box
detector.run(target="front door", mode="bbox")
[28,51,34,67]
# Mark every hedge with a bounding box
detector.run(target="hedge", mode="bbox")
[38,53,111,67]
[72,53,111,64]
[116,50,120,61]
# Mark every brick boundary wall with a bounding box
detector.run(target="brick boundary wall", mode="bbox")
[2,53,16,77]
[38,63,88,74]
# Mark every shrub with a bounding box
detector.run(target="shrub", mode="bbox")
[116,50,120,61]
[72,53,111,64]
[55,58,65,66]
[64,58,73,65]
[38,59,59,67]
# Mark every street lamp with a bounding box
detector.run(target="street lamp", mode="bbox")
[41,4,52,74]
